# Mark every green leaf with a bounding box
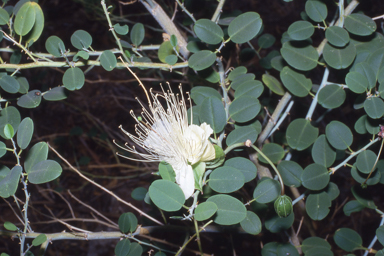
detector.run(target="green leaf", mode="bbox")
[158,161,176,182]
[325,26,350,47]
[258,33,276,49]
[23,2,44,45]
[351,164,380,185]
[0,107,21,139]
[277,160,303,187]
[28,160,62,184]
[281,41,319,71]
[190,86,222,105]
[165,54,177,65]
[188,50,216,71]
[367,48,384,78]
[148,180,185,212]
[287,21,314,40]
[209,166,245,193]
[0,8,9,25]
[199,97,226,133]
[62,67,85,91]
[158,41,176,63]
[100,50,117,71]
[323,43,356,69]
[24,142,48,173]
[311,134,336,168]
[306,192,331,220]
[376,226,384,246]
[0,166,22,198]
[228,12,262,44]
[70,30,92,50]
[4,124,14,139]
[301,163,330,190]
[131,187,147,201]
[302,237,332,254]
[130,23,145,46]
[334,228,363,252]
[194,201,218,221]
[355,115,367,134]
[234,80,264,99]
[17,77,29,94]
[351,185,376,209]
[259,50,280,69]
[318,84,346,109]
[118,212,138,233]
[206,194,247,225]
[170,35,177,48]
[240,211,262,235]
[225,126,258,147]
[343,200,364,216]
[356,150,377,174]
[114,23,129,35]
[258,143,285,164]
[0,75,20,94]
[73,50,90,62]
[265,213,294,233]
[43,87,67,101]
[344,13,376,36]
[346,71,369,93]
[32,233,47,246]
[0,141,6,158]
[280,66,312,97]
[286,118,318,151]
[115,239,131,256]
[228,66,247,81]
[354,62,376,89]
[262,73,285,95]
[224,157,257,183]
[194,19,223,44]
[277,243,299,256]
[45,36,65,57]
[4,221,18,231]
[17,117,34,150]
[364,97,384,119]
[271,56,285,72]
[229,96,260,123]
[253,178,281,203]
[325,121,353,150]
[231,74,256,90]
[14,2,36,36]
[305,0,327,22]
[126,242,142,256]
[365,116,380,135]
[17,90,42,108]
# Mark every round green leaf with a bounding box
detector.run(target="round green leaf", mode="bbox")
[209,166,245,193]
[258,143,285,164]
[229,96,260,123]
[14,2,36,36]
[277,160,303,187]
[194,19,223,44]
[199,97,226,133]
[351,164,380,185]
[43,87,67,101]
[334,228,363,252]
[63,67,85,91]
[281,41,319,71]
[24,142,48,173]
[73,50,90,62]
[288,21,314,40]
[301,163,330,190]
[0,75,20,94]
[311,134,336,168]
[17,117,34,150]
[277,243,299,256]
[131,187,147,201]
[130,23,145,46]
[234,80,264,99]
[190,86,222,105]
[354,62,376,89]
[0,8,9,25]
[231,73,256,90]
[356,150,377,174]
[351,184,376,209]
[70,30,92,50]
[228,12,262,44]
[194,201,218,221]
[323,43,356,69]
[23,3,44,45]
[4,124,14,139]
[305,0,327,22]
[28,160,62,184]
[224,157,257,183]
[343,200,364,216]
[318,84,346,109]
[265,213,294,233]
[127,242,143,256]
[17,90,42,108]
[0,166,22,198]
[4,221,17,231]
[188,50,216,71]
[0,141,6,158]
[365,116,380,135]
[258,33,276,49]
[306,192,331,220]
[148,180,185,212]
[45,36,65,57]
[355,115,367,134]
[286,118,318,151]
[0,106,21,139]
[261,242,279,255]
[100,50,117,71]
[118,212,138,233]
[367,48,384,78]
[240,211,262,235]
[32,233,47,246]
[228,66,247,81]
[344,13,376,36]
[346,71,369,93]
[262,73,285,95]
[206,194,247,225]
[253,178,281,204]
[115,239,131,256]
[377,226,384,246]
[326,26,350,47]
[225,126,258,147]
[158,161,176,182]
[165,54,177,65]
[302,237,332,254]
[280,66,312,97]
[158,41,176,63]
[170,35,177,48]
[17,77,29,94]
[364,97,384,119]
[114,23,129,35]
[325,121,353,150]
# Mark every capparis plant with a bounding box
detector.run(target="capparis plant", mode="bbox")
[1,0,384,255]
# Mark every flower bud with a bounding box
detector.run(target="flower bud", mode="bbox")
[274,195,293,218]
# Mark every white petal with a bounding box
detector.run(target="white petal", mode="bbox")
[175,162,195,199]
[200,142,216,162]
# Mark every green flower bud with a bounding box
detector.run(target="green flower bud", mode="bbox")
[274,195,293,218]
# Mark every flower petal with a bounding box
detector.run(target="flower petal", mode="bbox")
[176,162,195,199]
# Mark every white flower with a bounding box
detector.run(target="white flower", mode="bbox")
[116,85,216,199]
